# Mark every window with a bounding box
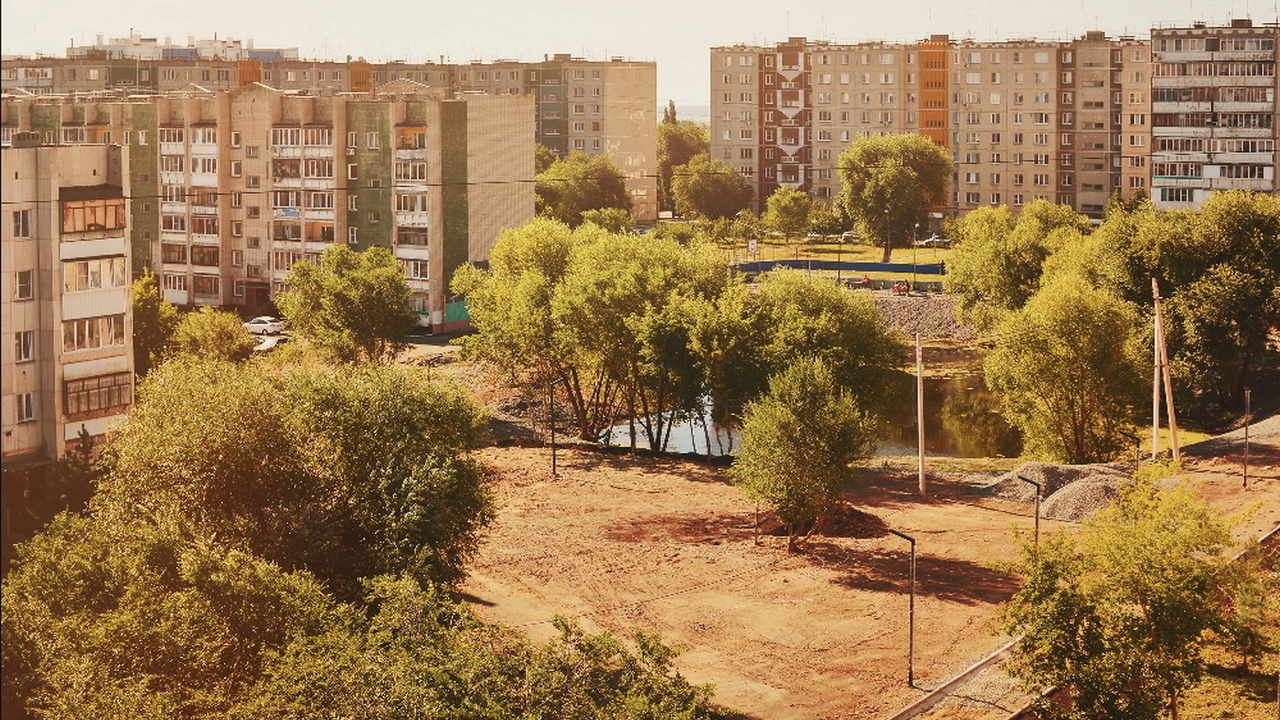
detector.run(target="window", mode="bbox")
[397,229,428,246]
[347,164,358,180]
[303,127,333,146]
[61,314,126,352]
[403,260,430,280]
[14,330,34,363]
[62,257,127,292]
[191,217,219,236]
[12,209,31,238]
[348,227,358,244]
[193,275,219,296]
[395,162,427,181]
[348,131,358,148]
[162,244,188,264]
[191,245,220,266]
[159,128,185,144]
[191,127,216,144]
[304,159,334,178]
[232,220,243,237]
[271,127,301,146]
[231,160,242,177]
[64,372,133,416]
[15,270,34,300]
[160,155,185,172]
[16,393,35,423]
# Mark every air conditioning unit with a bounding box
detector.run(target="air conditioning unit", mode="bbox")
[346,147,355,156]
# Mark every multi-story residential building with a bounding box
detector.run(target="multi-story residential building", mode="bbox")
[2,40,658,221]
[1119,41,1155,200]
[1,84,535,328]
[2,138,133,551]
[712,32,1162,224]
[1150,19,1278,208]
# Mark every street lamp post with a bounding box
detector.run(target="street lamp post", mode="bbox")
[888,529,917,687]
[1018,475,1041,548]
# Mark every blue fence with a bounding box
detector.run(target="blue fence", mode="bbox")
[734,259,945,275]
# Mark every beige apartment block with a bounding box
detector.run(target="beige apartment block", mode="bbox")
[1119,41,1155,200]
[1150,19,1279,209]
[3,42,657,223]
[2,139,133,549]
[1,86,534,330]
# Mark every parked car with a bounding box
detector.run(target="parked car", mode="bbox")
[253,335,290,353]
[243,316,284,335]
[920,235,951,248]
[840,231,861,242]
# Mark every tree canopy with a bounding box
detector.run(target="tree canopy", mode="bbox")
[836,133,953,262]
[995,476,1270,720]
[729,357,878,547]
[130,268,180,376]
[762,186,812,239]
[985,274,1145,463]
[275,244,418,364]
[171,306,257,363]
[670,154,753,221]
[535,151,633,227]
[658,102,710,213]
[95,359,493,598]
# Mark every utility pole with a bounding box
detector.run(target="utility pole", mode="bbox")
[916,333,925,496]
[1152,279,1180,460]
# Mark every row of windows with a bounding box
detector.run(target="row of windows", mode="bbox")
[63,314,126,353]
[63,257,127,293]
[65,372,133,417]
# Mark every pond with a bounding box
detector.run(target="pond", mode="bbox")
[602,375,1022,459]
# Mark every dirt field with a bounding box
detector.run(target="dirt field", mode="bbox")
[458,442,1279,720]
[403,336,1280,719]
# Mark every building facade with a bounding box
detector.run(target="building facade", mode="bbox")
[711,33,1165,224]
[3,41,657,221]
[2,139,133,552]
[1150,19,1278,208]
[2,85,535,326]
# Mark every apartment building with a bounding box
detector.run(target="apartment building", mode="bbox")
[2,41,658,221]
[2,139,133,549]
[1150,19,1279,209]
[711,33,1157,223]
[1,84,535,328]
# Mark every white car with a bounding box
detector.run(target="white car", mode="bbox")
[243,316,284,335]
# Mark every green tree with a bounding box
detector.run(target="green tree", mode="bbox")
[2,512,337,719]
[985,274,1146,463]
[536,151,633,227]
[535,143,560,174]
[95,360,493,598]
[275,245,418,363]
[730,357,878,549]
[580,206,634,234]
[836,133,953,262]
[807,200,843,237]
[130,268,180,376]
[658,102,710,212]
[995,477,1270,720]
[670,155,753,221]
[945,200,1092,332]
[171,306,257,362]
[761,186,812,239]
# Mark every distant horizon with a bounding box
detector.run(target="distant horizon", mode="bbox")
[1,0,1264,107]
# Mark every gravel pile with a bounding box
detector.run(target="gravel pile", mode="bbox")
[874,294,977,340]
[980,461,1132,522]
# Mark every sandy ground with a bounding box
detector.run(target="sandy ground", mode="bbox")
[402,336,1280,719]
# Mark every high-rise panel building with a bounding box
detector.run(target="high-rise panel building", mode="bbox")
[1,85,535,328]
[2,42,657,221]
[2,139,133,550]
[711,33,1163,224]
[1149,19,1279,208]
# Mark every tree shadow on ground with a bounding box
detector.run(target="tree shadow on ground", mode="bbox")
[800,542,1020,606]
[1204,662,1280,703]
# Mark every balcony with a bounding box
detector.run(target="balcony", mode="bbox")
[395,211,430,227]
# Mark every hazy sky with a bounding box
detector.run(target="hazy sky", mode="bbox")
[1,0,1265,111]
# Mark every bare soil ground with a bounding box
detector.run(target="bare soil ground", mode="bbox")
[401,336,1280,719]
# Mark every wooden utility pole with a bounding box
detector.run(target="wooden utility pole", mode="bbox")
[1152,279,1181,460]
[916,333,926,496]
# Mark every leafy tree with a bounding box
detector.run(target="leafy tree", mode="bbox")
[836,133,953,262]
[536,151,633,227]
[945,200,1092,332]
[275,245,418,364]
[658,102,710,212]
[130,268,180,376]
[808,200,843,237]
[1,512,337,719]
[995,477,1270,720]
[647,221,700,245]
[171,306,257,362]
[670,155,753,221]
[761,186,812,239]
[580,206,634,234]
[731,209,766,241]
[754,269,909,421]
[730,357,878,549]
[535,143,560,174]
[94,360,493,598]
[985,274,1146,463]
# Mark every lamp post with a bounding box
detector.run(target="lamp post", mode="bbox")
[888,529,917,687]
[1018,475,1041,548]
